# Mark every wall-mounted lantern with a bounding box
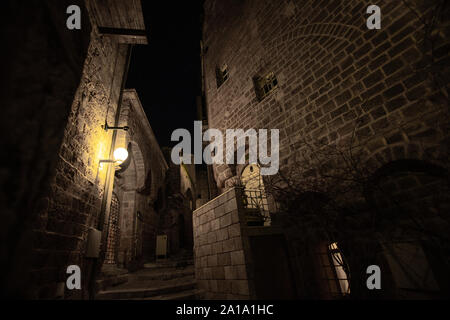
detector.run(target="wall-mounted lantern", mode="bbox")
[100,147,129,169]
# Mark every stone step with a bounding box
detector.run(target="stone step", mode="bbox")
[129,266,194,281]
[100,265,129,278]
[95,274,129,292]
[96,280,197,300]
[136,289,205,300]
[143,259,194,270]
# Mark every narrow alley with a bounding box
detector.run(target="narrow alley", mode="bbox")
[1,0,449,303]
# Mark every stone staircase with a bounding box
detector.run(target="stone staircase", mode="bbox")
[95,259,203,300]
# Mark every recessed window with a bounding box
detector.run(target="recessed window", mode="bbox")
[254,72,278,101]
[216,64,229,88]
[319,242,351,297]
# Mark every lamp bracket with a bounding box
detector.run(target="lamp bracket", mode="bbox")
[99,160,116,164]
[102,121,129,132]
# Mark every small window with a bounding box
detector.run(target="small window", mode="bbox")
[319,242,351,297]
[216,64,229,88]
[254,72,278,101]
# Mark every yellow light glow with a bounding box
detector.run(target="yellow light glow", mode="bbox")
[113,148,128,164]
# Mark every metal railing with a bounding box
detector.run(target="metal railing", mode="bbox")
[239,188,271,226]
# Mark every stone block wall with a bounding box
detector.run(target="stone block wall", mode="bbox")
[203,0,450,190]
[31,32,129,299]
[0,0,92,299]
[193,188,250,299]
[113,90,168,265]
[202,0,450,299]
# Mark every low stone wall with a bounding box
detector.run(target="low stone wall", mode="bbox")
[193,188,250,299]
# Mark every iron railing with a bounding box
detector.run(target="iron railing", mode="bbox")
[239,188,271,226]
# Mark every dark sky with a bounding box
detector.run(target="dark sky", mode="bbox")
[126,1,203,148]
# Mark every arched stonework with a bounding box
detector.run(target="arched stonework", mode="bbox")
[362,137,449,177]
[113,141,147,265]
[365,159,450,297]
[113,89,168,264]
[213,22,363,190]
[115,103,148,191]
[266,22,362,54]
[129,141,146,190]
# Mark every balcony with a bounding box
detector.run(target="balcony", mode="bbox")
[238,188,272,226]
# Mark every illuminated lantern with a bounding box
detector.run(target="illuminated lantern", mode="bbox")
[113,148,128,164]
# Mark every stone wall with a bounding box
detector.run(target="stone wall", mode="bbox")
[0,0,91,298]
[31,30,129,299]
[193,188,250,299]
[203,0,449,190]
[1,0,154,300]
[202,0,450,299]
[112,90,168,265]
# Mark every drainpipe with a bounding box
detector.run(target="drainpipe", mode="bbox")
[88,44,133,300]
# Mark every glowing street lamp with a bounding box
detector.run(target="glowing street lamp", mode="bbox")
[100,147,129,169]
[113,148,128,165]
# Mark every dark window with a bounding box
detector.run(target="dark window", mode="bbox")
[254,72,278,101]
[318,242,351,297]
[216,64,229,88]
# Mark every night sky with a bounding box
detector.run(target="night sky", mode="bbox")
[126,1,204,148]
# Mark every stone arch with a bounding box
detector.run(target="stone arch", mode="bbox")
[241,164,264,189]
[362,140,448,176]
[370,159,448,184]
[364,158,450,297]
[113,141,147,266]
[261,22,362,77]
[128,141,146,190]
[223,140,260,189]
[138,169,152,196]
[365,158,450,217]
[266,22,361,53]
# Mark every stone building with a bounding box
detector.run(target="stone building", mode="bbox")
[194,0,450,299]
[0,0,186,299]
[107,89,168,269]
[159,150,211,258]
[1,0,449,301]
[1,0,91,299]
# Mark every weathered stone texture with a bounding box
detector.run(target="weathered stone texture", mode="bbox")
[203,0,450,190]
[0,0,91,298]
[193,188,250,299]
[112,90,168,266]
[32,30,129,298]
